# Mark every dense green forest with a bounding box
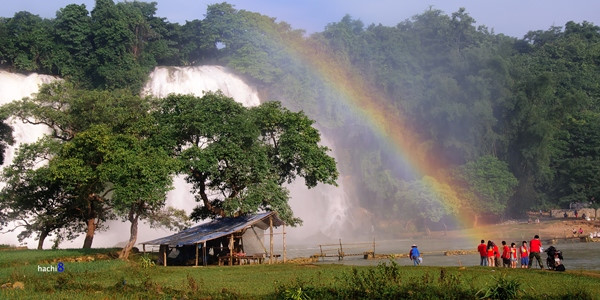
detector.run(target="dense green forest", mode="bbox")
[1,0,600,238]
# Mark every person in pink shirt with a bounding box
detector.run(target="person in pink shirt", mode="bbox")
[528,235,543,269]
[486,240,495,267]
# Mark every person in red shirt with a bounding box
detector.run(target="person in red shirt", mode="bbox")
[520,241,529,268]
[477,240,488,266]
[501,241,510,267]
[528,235,543,269]
[493,242,501,267]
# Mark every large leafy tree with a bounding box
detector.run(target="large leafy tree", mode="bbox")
[156,92,338,225]
[0,11,54,72]
[99,125,181,259]
[395,176,461,233]
[551,111,600,207]
[1,82,177,249]
[0,139,84,249]
[53,4,94,87]
[454,155,518,225]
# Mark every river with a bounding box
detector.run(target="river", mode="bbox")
[281,239,600,271]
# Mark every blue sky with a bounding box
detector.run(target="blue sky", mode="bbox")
[1,0,600,38]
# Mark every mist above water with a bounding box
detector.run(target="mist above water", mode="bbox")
[0,66,354,248]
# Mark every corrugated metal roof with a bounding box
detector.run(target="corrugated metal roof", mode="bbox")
[141,212,284,246]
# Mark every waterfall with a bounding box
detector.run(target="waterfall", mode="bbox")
[0,66,353,249]
[0,71,56,165]
[142,66,260,107]
[0,70,57,247]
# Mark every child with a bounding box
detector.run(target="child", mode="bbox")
[510,242,518,268]
[520,241,529,268]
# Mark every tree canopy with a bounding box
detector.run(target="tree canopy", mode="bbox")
[1,83,180,254]
[156,92,338,226]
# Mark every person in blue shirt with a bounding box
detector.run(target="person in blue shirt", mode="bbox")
[409,244,421,266]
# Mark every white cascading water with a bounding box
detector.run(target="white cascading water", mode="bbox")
[0,70,57,247]
[0,66,351,249]
[142,66,260,106]
[0,71,56,164]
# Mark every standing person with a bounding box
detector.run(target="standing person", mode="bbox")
[501,241,510,267]
[487,241,495,267]
[520,241,529,268]
[493,242,501,267]
[510,243,518,268]
[409,244,421,266]
[528,235,543,269]
[477,240,488,266]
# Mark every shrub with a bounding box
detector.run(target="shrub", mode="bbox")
[476,275,522,300]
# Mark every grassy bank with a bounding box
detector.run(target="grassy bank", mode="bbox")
[1,248,600,299]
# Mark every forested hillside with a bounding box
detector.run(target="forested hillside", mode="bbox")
[1,0,599,233]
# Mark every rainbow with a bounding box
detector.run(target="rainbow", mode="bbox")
[274,31,484,243]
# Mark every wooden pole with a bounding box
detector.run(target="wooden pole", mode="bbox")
[320,245,324,261]
[339,238,344,260]
[283,224,287,263]
[229,234,234,266]
[142,244,145,254]
[195,243,199,267]
[163,246,167,267]
[269,216,273,264]
[373,238,376,258]
[203,242,207,266]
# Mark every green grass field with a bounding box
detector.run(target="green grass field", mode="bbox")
[1,248,599,299]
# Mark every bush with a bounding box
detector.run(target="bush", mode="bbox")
[476,275,522,299]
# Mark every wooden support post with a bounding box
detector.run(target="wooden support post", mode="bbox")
[195,243,199,267]
[229,234,234,266]
[339,238,344,260]
[283,224,287,263]
[142,244,146,254]
[269,216,274,264]
[320,245,324,261]
[202,242,207,267]
[163,246,167,267]
[373,238,376,258]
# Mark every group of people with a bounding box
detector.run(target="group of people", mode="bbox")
[477,235,544,269]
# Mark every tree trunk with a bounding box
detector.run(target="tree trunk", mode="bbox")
[82,218,96,249]
[119,212,139,260]
[193,171,225,216]
[37,229,49,250]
